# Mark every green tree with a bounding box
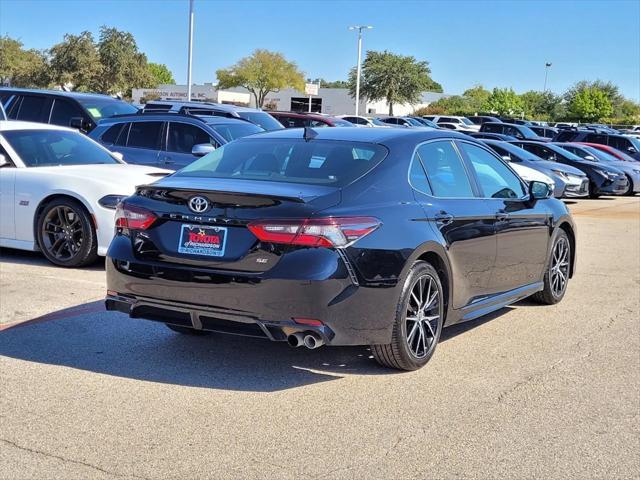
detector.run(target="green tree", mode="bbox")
[520,90,562,120]
[348,50,442,115]
[96,26,154,96]
[148,62,175,86]
[567,87,613,122]
[484,87,523,116]
[307,78,349,88]
[462,85,491,114]
[424,95,471,115]
[49,31,102,91]
[0,36,49,87]
[217,49,305,108]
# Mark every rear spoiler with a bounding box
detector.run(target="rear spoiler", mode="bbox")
[135,185,308,204]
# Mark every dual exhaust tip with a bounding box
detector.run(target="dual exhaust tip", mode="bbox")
[287,332,324,349]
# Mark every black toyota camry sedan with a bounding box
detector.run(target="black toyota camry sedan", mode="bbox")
[106,128,576,371]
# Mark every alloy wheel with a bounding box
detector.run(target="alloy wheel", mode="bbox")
[550,237,570,298]
[405,274,440,359]
[41,206,84,261]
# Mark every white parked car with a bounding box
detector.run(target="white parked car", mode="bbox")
[0,121,170,267]
[425,115,480,132]
[337,115,391,128]
[509,163,556,194]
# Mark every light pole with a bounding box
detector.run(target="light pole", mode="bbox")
[349,25,373,116]
[543,62,552,92]
[187,0,194,101]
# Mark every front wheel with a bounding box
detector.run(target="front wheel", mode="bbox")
[532,230,571,305]
[371,261,444,371]
[36,198,98,267]
[624,175,634,196]
[588,182,600,199]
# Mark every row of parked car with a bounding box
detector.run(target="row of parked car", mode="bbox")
[1,87,639,201]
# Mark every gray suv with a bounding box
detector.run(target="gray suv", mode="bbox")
[89,112,264,170]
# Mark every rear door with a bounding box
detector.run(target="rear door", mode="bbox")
[0,140,16,240]
[11,95,52,123]
[458,141,550,292]
[411,139,498,309]
[162,121,220,169]
[118,121,164,166]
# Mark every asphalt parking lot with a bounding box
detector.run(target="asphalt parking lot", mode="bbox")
[1,196,638,479]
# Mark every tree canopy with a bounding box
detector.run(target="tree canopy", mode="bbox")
[0,36,48,88]
[349,50,442,115]
[567,87,613,122]
[148,63,175,86]
[216,49,305,108]
[49,31,102,91]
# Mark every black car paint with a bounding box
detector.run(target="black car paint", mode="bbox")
[510,141,628,196]
[106,128,576,346]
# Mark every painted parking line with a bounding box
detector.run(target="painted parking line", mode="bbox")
[0,301,105,332]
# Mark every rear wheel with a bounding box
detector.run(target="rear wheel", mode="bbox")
[371,261,444,371]
[165,324,208,335]
[532,230,571,305]
[36,198,98,267]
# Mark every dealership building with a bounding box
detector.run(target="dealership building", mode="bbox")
[131,83,450,116]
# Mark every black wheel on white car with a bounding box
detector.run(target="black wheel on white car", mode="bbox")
[36,197,98,267]
[371,261,444,371]
[532,229,571,305]
[624,175,634,196]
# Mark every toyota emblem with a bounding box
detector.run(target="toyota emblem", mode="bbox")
[188,196,209,213]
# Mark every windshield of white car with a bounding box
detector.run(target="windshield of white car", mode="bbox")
[76,97,138,120]
[2,129,119,167]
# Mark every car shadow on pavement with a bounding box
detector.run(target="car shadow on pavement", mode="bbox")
[0,302,397,392]
[0,248,106,270]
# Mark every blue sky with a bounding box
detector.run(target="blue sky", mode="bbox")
[1,0,639,99]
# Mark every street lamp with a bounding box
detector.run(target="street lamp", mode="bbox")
[543,62,552,92]
[187,0,194,102]
[349,25,373,116]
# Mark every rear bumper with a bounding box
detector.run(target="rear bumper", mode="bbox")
[105,237,399,346]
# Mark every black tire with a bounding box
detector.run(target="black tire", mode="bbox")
[165,324,208,335]
[371,261,444,371]
[531,229,571,305]
[588,182,600,199]
[36,197,98,267]
[624,175,634,196]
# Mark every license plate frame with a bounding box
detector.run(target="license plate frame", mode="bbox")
[178,224,227,257]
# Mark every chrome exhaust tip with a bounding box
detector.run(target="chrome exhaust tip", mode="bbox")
[287,332,305,348]
[303,333,324,349]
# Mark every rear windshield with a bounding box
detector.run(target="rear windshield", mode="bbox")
[175,138,387,187]
[207,122,265,142]
[237,111,284,131]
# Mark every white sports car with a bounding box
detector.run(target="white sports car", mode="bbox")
[0,121,170,267]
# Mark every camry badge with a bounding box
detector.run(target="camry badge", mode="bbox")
[188,196,209,213]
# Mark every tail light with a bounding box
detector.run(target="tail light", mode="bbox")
[247,217,380,248]
[115,202,157,231]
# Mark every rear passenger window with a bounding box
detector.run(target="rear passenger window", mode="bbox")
[101,123,125,145]
[586,133,607,144]
[555,131,577,142]
[608,136,630,151]
[16,96,51,122]
[417,141,474,198]
[50,99,84,127]
[483,124,502,133]
[167,122,213,153]
[409,153,432,194]
[126,121,163,149]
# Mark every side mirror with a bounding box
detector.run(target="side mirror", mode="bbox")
[111,151,124,162]
[192,143,215,157]
[529,180,552,200]
[501,155,511,162]
[69,117,88,131]
[0,153,8,168]
[584,155,597,161]
[628,147,637,154]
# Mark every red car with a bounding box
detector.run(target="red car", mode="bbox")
[269,111,354,128]
[577,142,639,162]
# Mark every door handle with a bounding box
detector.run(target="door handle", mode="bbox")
[434,211,454,225]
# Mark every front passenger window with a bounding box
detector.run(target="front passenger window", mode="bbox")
[461,143,525,199]
[417,141,474,198]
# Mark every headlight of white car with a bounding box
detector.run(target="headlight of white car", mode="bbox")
[98,195,128,210]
